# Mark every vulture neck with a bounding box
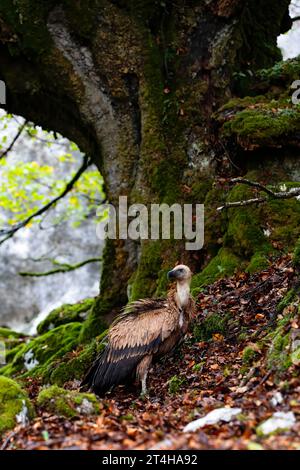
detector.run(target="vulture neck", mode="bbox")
[176,280,191,309]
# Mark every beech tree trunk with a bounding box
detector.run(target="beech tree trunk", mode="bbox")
[0,1,292,338]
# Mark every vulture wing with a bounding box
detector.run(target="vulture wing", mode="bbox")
[81,297,179,395]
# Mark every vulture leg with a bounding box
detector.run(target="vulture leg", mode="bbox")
[136,355,152,395]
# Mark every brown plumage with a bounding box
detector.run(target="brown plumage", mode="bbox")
[81,264,195,396]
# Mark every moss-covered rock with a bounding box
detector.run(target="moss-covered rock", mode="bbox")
[0,376,34,434]
[0,327,26,352]
[221,104,300,148]
[37,385,101,418]
[258,57,300,85]
[0,327,24,339]
[191,177,300,294]
[0,323,81,380]
[47,331,107,386]
[37,298,94,335]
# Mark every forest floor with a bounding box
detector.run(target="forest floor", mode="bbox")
[2,254,300,450]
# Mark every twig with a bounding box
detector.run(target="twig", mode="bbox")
[19,257,102,277]
[217,197,266,210]
[0,155,92,245]
[0,121,27,160]
[236,365,260,391]
[251,368,273,392]
[292,15,300,22]
[219,140,241,172]
[217,178,300,211]
[230,178,276,197]
[251,311,279,339]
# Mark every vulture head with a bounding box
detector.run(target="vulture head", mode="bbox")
[167,264,192,283]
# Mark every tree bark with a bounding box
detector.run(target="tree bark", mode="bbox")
[0,0,292,338]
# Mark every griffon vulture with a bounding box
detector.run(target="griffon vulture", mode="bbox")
[81,264,195,395]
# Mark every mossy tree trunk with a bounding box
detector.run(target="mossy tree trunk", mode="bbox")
[0,0,292,338]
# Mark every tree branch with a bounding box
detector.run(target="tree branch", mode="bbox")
[292,16,300,22]
[0,155,92,244]
[19,257,102,277]
[230,177,277,197]
[217,178,300,211]
[0,121,27,160]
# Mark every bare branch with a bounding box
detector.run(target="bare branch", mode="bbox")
[0,155,92,244]
[217,197,267,211]
[0,121,27,160]
[217,178,300,211]
[19,257,102,277]
[291,15,300,22]
[230,178,276,197]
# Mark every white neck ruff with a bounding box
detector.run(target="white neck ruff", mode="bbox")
[176,282,190,308]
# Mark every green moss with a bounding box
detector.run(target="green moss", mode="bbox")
[0,323,81,380]
[238,331,248,343]
[291,346,300,366]
[246,252,270,274]
[130,241,163,301]
[242,346,259,365]
[190,174,300,294]
[220,100,300,147]
[226,184,272,258]
[79,301,109,344]
[276,288,300,314]
[48,331,107,386]
[264,293,299,373]
[266,197,300,248]
[0,328,24,339]
[0,376,34,434]
[191,248,241,294]
[267,329,291,372]
[293,237,300,269]
[168,374,186,395]
[193,313,229,342]
[258,57,300,83]
[121,413,134,421]
[192,361,205,372]
[37,385,100,418]
[0,327,26,352]
[37,298,94,335]
[219,96,268,112]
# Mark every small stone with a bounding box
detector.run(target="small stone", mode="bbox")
[257,411,296,436]
[183,407,242,432]
[270,391,283,407]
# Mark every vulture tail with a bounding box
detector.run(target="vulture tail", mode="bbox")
[80,347,142,396]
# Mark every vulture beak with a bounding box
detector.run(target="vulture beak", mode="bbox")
[167,269,176,280]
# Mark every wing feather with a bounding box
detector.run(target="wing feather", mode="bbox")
[108,299,178,355]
